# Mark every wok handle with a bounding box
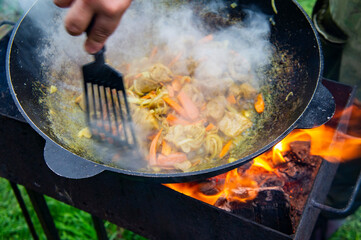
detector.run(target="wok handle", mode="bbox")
[44,140,106,179]
[296,83,335,129]
[311,168,361,217]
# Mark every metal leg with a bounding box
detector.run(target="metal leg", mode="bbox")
[9,181,39,240]
[92,215,109,240]
[25,188,60,240]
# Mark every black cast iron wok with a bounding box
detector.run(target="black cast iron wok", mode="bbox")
[6,0,334,183]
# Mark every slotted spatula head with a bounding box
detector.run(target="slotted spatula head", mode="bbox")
[82,47,137,149]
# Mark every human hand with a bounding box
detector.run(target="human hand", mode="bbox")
[54,0,132,54]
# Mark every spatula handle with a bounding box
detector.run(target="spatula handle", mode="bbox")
[85,16,106,63]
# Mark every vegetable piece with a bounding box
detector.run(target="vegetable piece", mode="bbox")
[50,85,58,94]
[254,93,265,113]
[163,96,188,119]
[219,140,233,158]
[161,140,172,156]
[205,123,215,131]
[149,128,163,166]
[168,52,183,68]
[227,94,236,104]
[157,152,188,167]
[177,90,199,120]
[174,160,192,171]
[167,85,175,97]
[166,114,190,126]
[172,78,182,92]
[149,46,158,59]
[77,127,92,139]
[199,34,213,44]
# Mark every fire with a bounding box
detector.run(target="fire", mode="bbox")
[166,101,361,206]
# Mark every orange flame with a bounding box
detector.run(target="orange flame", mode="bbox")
[166,101,361,205]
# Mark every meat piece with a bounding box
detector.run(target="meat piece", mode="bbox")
[149,63,173,83]
[206,96,227,121]
[133,72,159,95]
[229,83,257,100]
[219,112,252,138]
[164,123,206,153]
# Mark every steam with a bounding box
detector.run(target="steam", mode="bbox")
[107,0,273,90]
[15,0,274,172]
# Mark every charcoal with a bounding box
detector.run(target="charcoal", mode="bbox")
[289,141,311,161]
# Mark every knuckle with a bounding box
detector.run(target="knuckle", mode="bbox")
[65,20,83,35]
[92,27,112,42]
[102,0,132,17]
[53,0,72,7]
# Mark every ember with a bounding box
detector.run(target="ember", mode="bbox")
[166,100,361,233]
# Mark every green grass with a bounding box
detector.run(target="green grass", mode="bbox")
[329,209,361,240]
[0,178,146,240]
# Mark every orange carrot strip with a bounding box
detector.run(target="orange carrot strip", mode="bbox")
[219,140,233,158]
[149,128,163,165]
[177,90,199,120]
[168,52,183,68]
[205,123,215,131]
[141,91,156,99]
[227,94,236,104]
[157,152,187,167]
[190,118,206,125]
[134,73,143,79]
[149,46,158,59]
[172,78,182,92]
[163,96,189,119]
[199,34,214,44]
[166,114,190,126]
[255,93,265,113]
[183,76,191,83]
[161,140,172,156]
[167,85,175,98]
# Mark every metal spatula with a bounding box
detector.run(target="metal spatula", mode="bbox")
[82,47,137,148]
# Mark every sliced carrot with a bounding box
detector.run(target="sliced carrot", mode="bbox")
[157,152,187,167]
[161,140,172,156]
[227,94,236,104]
[134,73,143,79]
[167,85,175,98]
[219,140,233,158]
[199,34,213,44]
[172,78,182,92]
[149,46,158,59]
[205,123,215,131]
[255,93,265,113]
[163,96,188,119]
[183,76,192,83]
[166,114,190,126]
[149,128,163,166]
[141,91,156,99]
[168,52,183,68]
[177,90,199,120]
[190,118,206,125]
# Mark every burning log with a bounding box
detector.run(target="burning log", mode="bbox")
[215,187,293,235]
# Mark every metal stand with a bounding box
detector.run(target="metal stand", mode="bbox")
[10,180,109,240]
[9,181,39,240]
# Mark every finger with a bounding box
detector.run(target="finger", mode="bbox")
[53,0,74,8]
[64,0,94,36]
[84,14,122,54]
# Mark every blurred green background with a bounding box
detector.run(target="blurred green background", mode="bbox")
[0,0,360,239]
